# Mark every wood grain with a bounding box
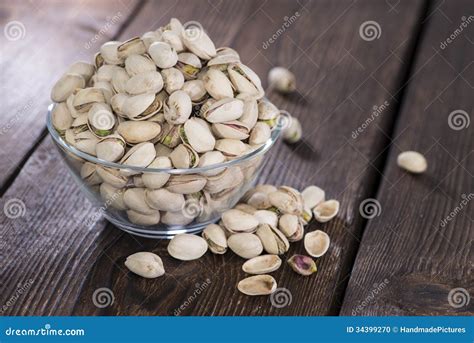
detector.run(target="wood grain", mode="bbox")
[0,0,141,189]
[0,0,428,316]
[340,0,474,316]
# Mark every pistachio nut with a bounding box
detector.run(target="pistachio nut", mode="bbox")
[215,139,248,158]
[51,73,86,103]
[118,37,146,59]
[111,67,130,93]
[268,67,296,94]
[125,54,156,76]
[237,275,276,296]
[125,71,164,95]
[52,102,73,133]
[268,186,304,215]
[166,174,207,194]
[96,134,126,162]
[71,130,99,156]
[164,90,192,125]
[239,98,258,129]
[248,122,271,145]
[99,182,127,210]
[197,151,226,176]
[181,26,216,60]
[148,41,178,69]
[182,117,216,153]
[73,88,106,112]
[123,93,162,120]
[80,162,102,186]
[313,199,339,223]
[304,230,330,258]
[257,99,279,122]
[169,143,199,168]
[167,234,208,260]
[120,142,156,170]
[182,80,207,103]
[233,203,257,215]
[202,223,227,254]
[202,98,244,123]
[161,30,185,53]
[127,210,160,226]
[397,151,427,174]
[278,214,304,242]
[145,188,184,212]
[301,185,325,210]
[287,254,317,276]
[227,233,263,259]
[221,209,259,233]
[96,166,128,188]
[66,61,95,82]
[87,103,116,137]
[142,156,172,188]
[212,121,250,140]
[227,63,264,99]
[255,224,289,255]
[95,65,123,83]
[204,166,243,194]
[117,120,162,144]
[176,52,202,80]
[125,252,165,278]
[203,68,234,100]
[254,210,278,227]
[123,188,156,215]
[161,67,185,93]
[282,115,302,144]
[161,210,195,225]
[242,255,281,275]
[100,41,123,65]
[159,122,182,148]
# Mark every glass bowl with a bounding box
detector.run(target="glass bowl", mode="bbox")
[47,104,281,239]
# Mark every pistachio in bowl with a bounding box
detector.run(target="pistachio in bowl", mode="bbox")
[47,18,283,238]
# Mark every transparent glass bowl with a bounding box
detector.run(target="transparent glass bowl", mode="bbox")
[47,105,281,238]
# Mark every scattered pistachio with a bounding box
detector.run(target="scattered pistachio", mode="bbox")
[268,67,296,94]
[237,275,277,296]
[304,230,330,258]
[397,151,427,174]
[242,255,282,274]
[287,254,317,276]
[125,252,165,278]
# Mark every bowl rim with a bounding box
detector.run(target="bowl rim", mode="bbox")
[47,104,281,174]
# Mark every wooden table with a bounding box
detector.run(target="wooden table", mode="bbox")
[0,0,472,316]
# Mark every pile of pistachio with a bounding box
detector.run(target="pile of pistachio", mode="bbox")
[51,19,279,160]
[125,184,340,296]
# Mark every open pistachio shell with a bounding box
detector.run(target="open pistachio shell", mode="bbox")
[212,121,249,140]
[164,90,192,125]
[118,37,146,59]
[227,63,264,99]
[237,275,276,296]
[123,93,162,121]
[301,185,325,210]
[242,255,281,275]
[182,117,215,153]
[203,68,234,100]
[215,139,248,158]
[181,27,216,60]
[268,186,304,215]
[177,52,202,80]
[255,224,290,255]
[96,135,126,162]
[304,230,330,258]
[313,199,339,223]
[278,214,304,242]
[203,98,244,123]
[120,142,156,169]
[169,143,199,168]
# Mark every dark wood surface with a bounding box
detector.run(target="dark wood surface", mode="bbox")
[0,0,472,316]
[340,0,474,316]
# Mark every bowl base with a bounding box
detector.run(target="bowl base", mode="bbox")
[103,213,216,239]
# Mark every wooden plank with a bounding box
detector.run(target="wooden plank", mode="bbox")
[0,0,141,189]
[340,0,474,315]
[0,0,425,316]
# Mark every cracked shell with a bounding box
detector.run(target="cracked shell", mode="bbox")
[237,275,276,296]
[202,223,227,254]
[242,255,281,275]
[304,230,330,257]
